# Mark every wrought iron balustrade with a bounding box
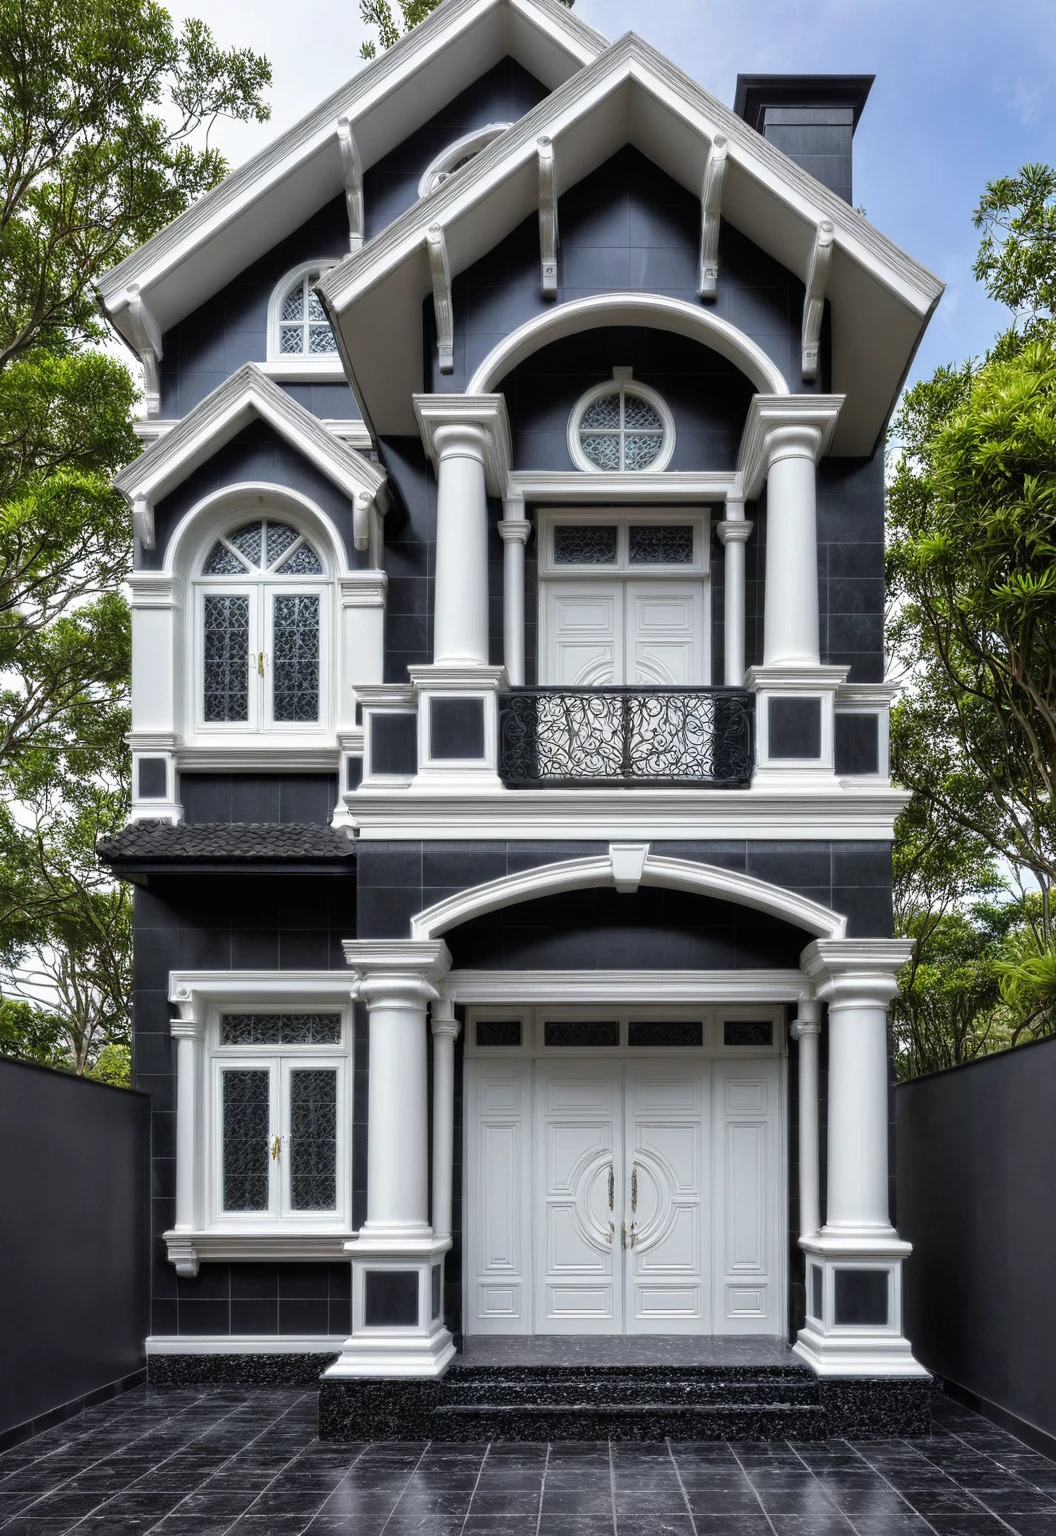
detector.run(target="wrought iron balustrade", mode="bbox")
[499,687,754,789]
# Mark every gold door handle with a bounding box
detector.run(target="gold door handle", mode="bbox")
[631,1164,638,1215]
[607,1220,615,1245]
[257,651,266,677]
[621,1221,627,1250]
[607,1163,614,1213]
[629,1221,638,1249]
[270,1134,281,1161]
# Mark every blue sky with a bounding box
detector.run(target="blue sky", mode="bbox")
[176,0,1056,391]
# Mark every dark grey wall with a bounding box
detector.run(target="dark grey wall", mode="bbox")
[0,1061,149,1439]
[896,1038,1056,1443]
[181,774,337,825]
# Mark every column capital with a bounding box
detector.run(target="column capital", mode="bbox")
[413,393,512,494]
[430,989,461,1041]
[737,394,844,499]
[717,518,753,545]
[498,518,532,546]
[790,998,821,1041]
[344,939,452,1009]
[170,1014,205,1040]
[800,938,914,1006]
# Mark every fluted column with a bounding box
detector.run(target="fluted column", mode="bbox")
[430,993,461,1243]
[791,1001,822,1240]
[716,501,752,686]
[499,499,532,686]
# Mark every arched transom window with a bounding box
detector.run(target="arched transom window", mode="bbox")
[276,270,338,356]
[569,369,676,474]
[197,519,328,731]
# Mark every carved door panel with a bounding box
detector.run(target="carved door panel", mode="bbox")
[545,584,621,686]
[625,582,704,686]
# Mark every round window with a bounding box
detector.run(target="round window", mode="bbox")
[569,374,675,473]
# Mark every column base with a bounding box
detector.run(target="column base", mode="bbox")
[794,1231,929,1379]
[325,1235,455,1380]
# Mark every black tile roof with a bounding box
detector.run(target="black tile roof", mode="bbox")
[99,821,356,864]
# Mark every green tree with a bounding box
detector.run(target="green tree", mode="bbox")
[359,0,573,59]
[0,0,271,1077]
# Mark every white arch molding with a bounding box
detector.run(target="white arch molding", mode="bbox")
[411,846,846,942]
[466,294,790,398]
[165,482,349,578]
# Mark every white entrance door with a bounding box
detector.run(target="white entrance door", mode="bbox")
[544,581,705,686]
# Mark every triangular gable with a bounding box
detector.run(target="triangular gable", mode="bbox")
[97,0,605,345]
[115,364,387,548]
[320,33,944,455]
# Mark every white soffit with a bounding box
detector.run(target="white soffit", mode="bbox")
[96,0,605,339]
[321,35,944,454]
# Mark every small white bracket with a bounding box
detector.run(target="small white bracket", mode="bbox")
[120,283,164,416]
[132,494,155,551]
[337,116,365,252]
[802,219,835,382]
[427,224,454,375]
[538,136,559,298]
[699,134,728,301]
[610,842,650,894]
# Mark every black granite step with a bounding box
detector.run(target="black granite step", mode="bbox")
[440,1372,820,1407]
[431,1400,829,1441]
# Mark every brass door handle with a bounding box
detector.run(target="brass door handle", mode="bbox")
[607,1163,614,1213]
[257,651,266,678]
[631,1164,638,1215]
[621,1221,627,1250]
[629,1221,638,1249]
[607,1220,615,1245]
[270,1134,281,1161]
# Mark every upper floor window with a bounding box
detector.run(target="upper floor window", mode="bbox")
[196,518,329,733]
[568,369,676,474]
[267,263,339,360]
[418,124,511,198]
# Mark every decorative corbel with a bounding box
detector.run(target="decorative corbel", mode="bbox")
[538,135,559,298]
[337,116,365,252]
[426,224,454,375]
[610,842,650,894]
[802,219,834,382]
[120,283,164,416]
[132,494,155,551]
[699,134,728,301]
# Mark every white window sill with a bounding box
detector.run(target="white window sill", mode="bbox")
[165,1228,355,1275]
[258,358,348,383]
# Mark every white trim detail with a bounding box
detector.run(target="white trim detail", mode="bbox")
[699,133,728,299]
[802,220,834,382]
[147,1335,346,1355]
[566,368,676,475]
[419,123,512,198]
[538,134,559,296]
[450,969,809,1004]
[426,224,455,374]
[337,117,365,250]
[468,293,789,397]
[410,848,846,941]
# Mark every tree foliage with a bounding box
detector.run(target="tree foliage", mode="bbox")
[359,0,573,59]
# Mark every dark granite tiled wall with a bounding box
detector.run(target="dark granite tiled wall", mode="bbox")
[376,436,436,681]
[181,774,337,825]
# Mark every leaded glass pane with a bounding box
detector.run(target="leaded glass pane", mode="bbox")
[579,432,621,471]
[476,1019,522,1047]
[289,1070,338,1210]
[203,594,250,722]
[306,288,327,322]
[279,325,303,354]
[222,1069,270,1211]
[623,393,663,430]
[220,1013,342,1046]
[266,521,299,567]
[553,525,618,565]
[203,541,246,575]
[629,525,694,564]
[623,433,664,471]
[724,1019,774,1047]
[272,594,320,722]
[308,323,338,354]
[276,542,323,575]
[281,287,304,321]
[544,1020,620,1047]
[228,522,263,567]
[628,1021,703,1047]
[581,392,621,430]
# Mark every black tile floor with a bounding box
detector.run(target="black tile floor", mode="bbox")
[1,1386,1055,1536]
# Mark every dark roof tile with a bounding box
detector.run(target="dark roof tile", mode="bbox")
[99,821,355,863]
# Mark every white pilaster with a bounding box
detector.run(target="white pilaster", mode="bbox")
[170,1014,204,1277]
[794,938,926,1378]
[430,992,461,1243]
[499,496,532,687]
[791,1001,821,1240]
[716,502,752,686]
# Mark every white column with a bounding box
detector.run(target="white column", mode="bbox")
[172,1018,203,1233]
[763,424,823,667]
[716,502,752,686]
[825,977,896,1233]
[499,500,532,687]
[359,972,437,1240]
[432,422,490,667]
[791,1001,821,1239]
[430,993,461,1243]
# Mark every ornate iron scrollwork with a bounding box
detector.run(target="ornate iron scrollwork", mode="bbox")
[499,687,754,788]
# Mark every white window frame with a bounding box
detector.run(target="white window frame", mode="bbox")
[264,260,343,379]
[418,124,511,198]
[568,371,677,475]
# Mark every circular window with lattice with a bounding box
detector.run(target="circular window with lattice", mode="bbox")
[568,368,676,473]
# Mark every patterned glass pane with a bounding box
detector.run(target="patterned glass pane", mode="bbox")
[308,323,338,354]
[203,541,246,575]
[276,542,323,575]
[222,1069,270,1211]
[227,522,263,567]
[623,393,663,431]
[579,432,621,471]
[272,594,320,722]
[306,288,327,322]
[281,287,304,321]
[553,525,618,565]
[265,522,299,567]
[581,392,621,430]
[628,1021,704,1047]
[220,1013,342,1046]
[623,434,664,471]
[279,324,303,354]
[203,595,250,722]
[544,1020,620,1047]
[476,1019,522,1047]
[289,1070,338,1210]
[724,1019,774,1047]
[629,525,694,564]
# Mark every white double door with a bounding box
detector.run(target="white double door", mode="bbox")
[543,581,705,686]
[466,1057,781,1337]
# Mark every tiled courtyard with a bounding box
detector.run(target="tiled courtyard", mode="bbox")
[1,1387,1055,1536]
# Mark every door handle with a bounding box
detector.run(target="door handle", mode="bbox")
[607,1220,615,1245]
[621,1221,627,1250]
[607,1163,614,1213]
[270,1134,281,1161]
[631,1163,638,1215]
[629,1221,638,1249]
[257,651,266,677]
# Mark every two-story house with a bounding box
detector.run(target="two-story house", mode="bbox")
[99,0,943,1439]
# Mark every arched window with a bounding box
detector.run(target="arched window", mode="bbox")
[268,265,338,359]
[418,124,511,198]
[196,518,329,732]
[568,369,676,474]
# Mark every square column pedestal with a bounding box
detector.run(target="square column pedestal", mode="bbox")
[795,1232,924,1378]
[326,1235,456,1379]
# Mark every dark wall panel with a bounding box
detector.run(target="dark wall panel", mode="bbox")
[0,1062,149,1438]
[896,1038,1056,1441]
[181,774,337,825]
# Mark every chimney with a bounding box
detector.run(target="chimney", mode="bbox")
[733,75,874,204]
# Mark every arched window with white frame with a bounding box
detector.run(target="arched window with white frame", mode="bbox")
[195,516,330,733]
[267,263,339,360]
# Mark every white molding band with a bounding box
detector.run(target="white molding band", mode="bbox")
[450,968,810,1004]
[147,1336,347,1355]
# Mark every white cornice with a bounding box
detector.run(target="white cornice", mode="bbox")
[450,968,810,1003]
[169,971,356,1022]
[115,364,385,515]
[737,396,844,499]
[508,468,739,503]
[413,394,512,494]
